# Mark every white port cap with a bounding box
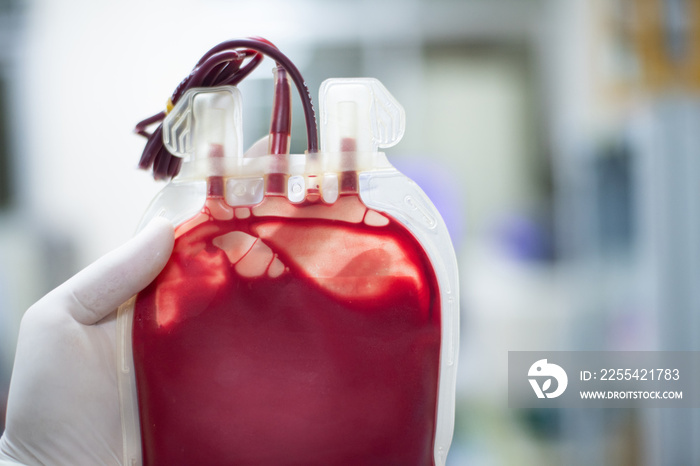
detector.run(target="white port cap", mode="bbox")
[162,86,243,161]
[319,78,405,153]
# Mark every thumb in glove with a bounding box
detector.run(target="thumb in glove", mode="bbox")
[0,217,174,465]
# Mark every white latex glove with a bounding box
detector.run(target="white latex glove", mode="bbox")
[0,218,174,465]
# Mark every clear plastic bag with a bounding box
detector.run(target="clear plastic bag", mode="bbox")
[117,76,459,466]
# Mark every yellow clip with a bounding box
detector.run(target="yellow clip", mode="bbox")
[165,97,174,115]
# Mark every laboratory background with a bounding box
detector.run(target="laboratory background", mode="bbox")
[0,0,698,465]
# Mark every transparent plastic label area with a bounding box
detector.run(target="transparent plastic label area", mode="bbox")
[117,80,459,465]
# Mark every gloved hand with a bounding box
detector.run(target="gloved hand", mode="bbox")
[0,218,174,465]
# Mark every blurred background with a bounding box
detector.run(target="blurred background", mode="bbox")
[0,0,699,464]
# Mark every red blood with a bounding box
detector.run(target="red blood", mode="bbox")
[133,194,441,465]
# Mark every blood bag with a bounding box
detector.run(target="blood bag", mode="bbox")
[117,41,459,466]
